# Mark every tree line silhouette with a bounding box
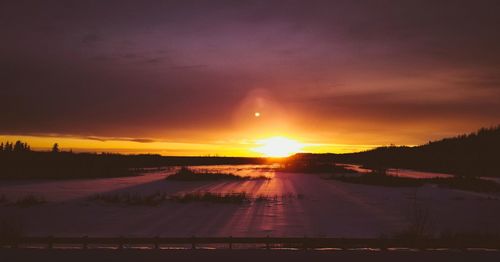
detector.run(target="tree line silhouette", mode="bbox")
[0,141,31,152]
[2,125,498,179]
[0,141,267,179]
[292,125,500,177]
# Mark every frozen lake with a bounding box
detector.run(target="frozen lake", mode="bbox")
[1,165,500,237]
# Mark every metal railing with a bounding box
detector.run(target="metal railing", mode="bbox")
[2,236,500,250]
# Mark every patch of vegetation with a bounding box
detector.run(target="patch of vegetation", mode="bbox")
[169,192,250,204]
[330,170,500,193]
[88,191,251,205]
[429,176,500,193]
[129,167,171,173]
[331,170,424,187]
[166,167,269,181]
[88,192,166,206]
[12,195,46,207]
[255,194,275,203]
[280,160,358,174]
[88,191,304,206]
[395,190,433,239]
[254,193,305,203]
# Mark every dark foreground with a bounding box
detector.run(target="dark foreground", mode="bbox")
[1,249,500,262]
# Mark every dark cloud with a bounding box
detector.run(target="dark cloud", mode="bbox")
[298,90,500,122]
[171,65,208,70]
[143,57,166,65]
[81,33,101,44]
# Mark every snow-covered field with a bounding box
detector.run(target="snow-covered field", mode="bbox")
[1,165,500,237]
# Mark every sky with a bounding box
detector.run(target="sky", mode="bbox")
[1,0,500,156]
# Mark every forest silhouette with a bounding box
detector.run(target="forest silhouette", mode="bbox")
[0,142,265,179]
[291,126,500,177]
[1,125,499,179]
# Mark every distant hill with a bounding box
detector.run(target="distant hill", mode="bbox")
[334,126,500,177]
[288,126,500,177]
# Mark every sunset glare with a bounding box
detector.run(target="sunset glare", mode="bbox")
[252,137,303,157]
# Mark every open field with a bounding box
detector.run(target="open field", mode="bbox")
[1,165,500,238]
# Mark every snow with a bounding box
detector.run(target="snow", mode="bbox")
[1,165,499,237]
[386,169,453,179]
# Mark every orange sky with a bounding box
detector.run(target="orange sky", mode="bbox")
[1,1,499,156]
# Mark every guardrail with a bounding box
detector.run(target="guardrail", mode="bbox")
[2,236,500,250]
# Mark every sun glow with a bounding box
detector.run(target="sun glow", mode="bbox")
[252,136,303,157]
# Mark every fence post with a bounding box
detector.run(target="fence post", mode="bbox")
[47,236,53,249]
[266,235,270,250]
[191,236,196,250]
[154,236,159,249]
[379,239,388,251]
[303,236,308,251]
[82,236,88,249]
[118,236,124,249]
[229,236,232,250]
[11,238,19,249]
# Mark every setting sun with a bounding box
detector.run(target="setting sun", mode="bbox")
[252,136,303,157]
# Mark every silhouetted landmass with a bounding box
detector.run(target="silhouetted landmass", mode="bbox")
[290,125,500,177]
[280,155,357,174]
[331,170,424,187]
[0,142,267,179]
[2,125,498,179]
[329,169,500,192]
[165,167,269,181]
